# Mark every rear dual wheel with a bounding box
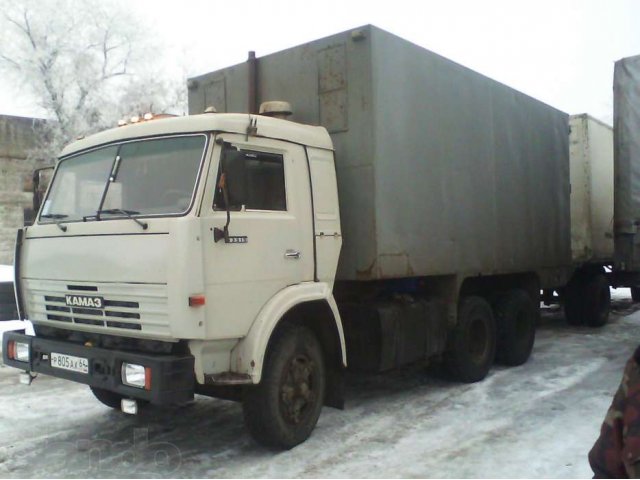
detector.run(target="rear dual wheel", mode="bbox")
[445,291,537,382]
[444,296,496,383]
[493,290,537,366]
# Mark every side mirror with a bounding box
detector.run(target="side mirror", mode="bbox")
[33,166,54,213]
[214,146,248,243]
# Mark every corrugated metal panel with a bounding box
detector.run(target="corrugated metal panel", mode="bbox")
[318,44,348,133]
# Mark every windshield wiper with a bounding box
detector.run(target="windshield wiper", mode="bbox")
[96,208,148,230]
[40,213,68,232]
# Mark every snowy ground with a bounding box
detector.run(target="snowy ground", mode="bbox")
[0,289,638,478]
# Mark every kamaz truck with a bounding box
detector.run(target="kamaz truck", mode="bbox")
[3,26,639,449]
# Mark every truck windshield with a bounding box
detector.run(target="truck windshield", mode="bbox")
[40,135,207,224]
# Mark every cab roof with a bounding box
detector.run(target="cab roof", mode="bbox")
[59,113,334,157]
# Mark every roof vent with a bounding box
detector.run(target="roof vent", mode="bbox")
[204,106,217,113]
[259,101,292,119]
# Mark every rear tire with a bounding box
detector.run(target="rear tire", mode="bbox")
[564,278,585,326]
[631,287,640,302]
[444,296,496,383]
[243,325,326,449]
[583,274,610,327]
[494,290,537,366]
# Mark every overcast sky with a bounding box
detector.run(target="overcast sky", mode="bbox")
[2,0,639,124]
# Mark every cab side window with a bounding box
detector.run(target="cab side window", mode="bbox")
[213,145,286,211]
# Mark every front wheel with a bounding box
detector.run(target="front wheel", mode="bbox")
[90,387,148,410]
[90,387,125,409]
[631,287,640,302]
[243,325,326,449]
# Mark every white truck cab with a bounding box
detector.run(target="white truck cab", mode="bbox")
[4,111,346,449]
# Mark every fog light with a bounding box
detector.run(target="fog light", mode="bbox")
[121,363,151,390]
[121,398,138,415]
[7,341,30,362]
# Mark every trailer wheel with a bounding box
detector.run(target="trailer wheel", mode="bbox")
[583,274,610,327]
[564,278,585,326]
[631,287,640,302]
[494,290,537,366]
[444,296,496,383]
[565,273,610,327]
[243,325,325,449]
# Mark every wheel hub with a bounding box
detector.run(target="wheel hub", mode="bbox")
[280,355,316,425]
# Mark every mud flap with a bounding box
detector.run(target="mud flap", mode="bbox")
[324,366,345,409]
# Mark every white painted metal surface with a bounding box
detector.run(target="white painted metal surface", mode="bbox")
[21,113,343,383]
[59,113,333,158]
[569,114,614,263]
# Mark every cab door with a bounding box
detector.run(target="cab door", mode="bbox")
[200,134,314,339]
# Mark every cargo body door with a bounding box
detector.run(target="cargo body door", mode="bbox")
[200,134,314,338]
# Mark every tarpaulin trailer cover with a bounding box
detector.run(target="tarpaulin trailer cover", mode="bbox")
[188,25,571,282]
[614,54,640,271]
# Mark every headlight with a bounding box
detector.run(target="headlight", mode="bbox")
[7,341,30,362]
[121,362,151,390]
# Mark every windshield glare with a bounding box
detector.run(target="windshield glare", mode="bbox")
[40,135,207,224]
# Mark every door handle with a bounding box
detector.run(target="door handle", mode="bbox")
[284,249,301,259]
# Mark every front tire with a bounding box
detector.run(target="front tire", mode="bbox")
[243,325,326,449]
[444,296,496,383]
[90,387,149,410]
[631,287,640,302]
[90,387,125,409]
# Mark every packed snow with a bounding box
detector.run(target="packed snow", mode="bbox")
[0,289,638,478]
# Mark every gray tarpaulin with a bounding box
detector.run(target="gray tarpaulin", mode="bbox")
[189,25,571,283]
[614,55,640,270]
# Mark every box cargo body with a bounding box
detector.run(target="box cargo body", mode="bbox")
[614,54,640,271]
[188,25,571,284]
[569,114,614,263]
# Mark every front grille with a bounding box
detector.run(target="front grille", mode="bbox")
[43,293,141,330]
[25,279,169,337]
[71,307,105,316]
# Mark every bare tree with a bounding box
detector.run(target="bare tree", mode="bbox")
[0,0,186,161]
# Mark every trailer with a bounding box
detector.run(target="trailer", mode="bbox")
[3,26,637,449]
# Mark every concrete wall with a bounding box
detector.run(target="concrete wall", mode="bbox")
[0,115,47,265]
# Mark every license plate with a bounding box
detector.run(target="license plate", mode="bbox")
[50,352,89,374]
